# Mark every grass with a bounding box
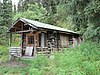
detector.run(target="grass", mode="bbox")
[0,46,9,62]
[0,41,100,75]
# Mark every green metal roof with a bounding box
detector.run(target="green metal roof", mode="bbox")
[20,18,79,34]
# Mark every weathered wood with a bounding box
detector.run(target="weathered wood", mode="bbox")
[9,47,21,57]
[12,30,35,33]
[26,33,34,46]
[41,32,44,48]
[34,33,37,56]
[25,46,33,56]
[9,33,12,47]
[12,27,21,29]
[56,31,59,50]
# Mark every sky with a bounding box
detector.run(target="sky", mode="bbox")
[0,0,19,10]
[0,0,19,5]
[12,0,19,10]
[12,0,19,5]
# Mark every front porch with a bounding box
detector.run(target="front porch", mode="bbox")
[9,28,60,59]
[9,46,53,60]
[9,31,53,58]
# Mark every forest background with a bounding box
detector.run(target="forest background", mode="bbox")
[0,0,100,45]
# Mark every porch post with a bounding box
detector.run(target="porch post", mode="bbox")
[56,31,59,50]
[21,23,24,48]
[34,33,37,56]
[21,23,24,56]
[21,33,24,48]
[9,32,12,47]
[41,32,44,48]
[9,32,15,60]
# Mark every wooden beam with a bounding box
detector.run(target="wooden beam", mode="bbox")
[21,23,25,56]
[56,31,59,50]
[41,32,44,48]
[12,30,35,33]
[9,33,12,47]
[21,24,24,50]
[34,33,37,57]
[12,27,21,29]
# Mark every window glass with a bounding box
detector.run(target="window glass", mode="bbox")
[28,36,34,44]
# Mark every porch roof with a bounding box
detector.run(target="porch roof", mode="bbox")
[9,18,79,35]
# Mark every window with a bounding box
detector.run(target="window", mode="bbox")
[28,36,34,44]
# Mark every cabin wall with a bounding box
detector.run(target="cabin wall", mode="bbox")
[40,32,47,48]
[60,33,80,48]
[47,31,60,49]
[60,34,69,48]
[22,31,47,48]
[68,35,73,46]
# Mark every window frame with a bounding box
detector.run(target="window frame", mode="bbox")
[26,33,34,46]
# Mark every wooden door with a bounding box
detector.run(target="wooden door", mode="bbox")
[25,33,35,56]
[26,33,34,47]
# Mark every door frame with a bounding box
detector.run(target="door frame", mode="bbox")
[26,33,35,47]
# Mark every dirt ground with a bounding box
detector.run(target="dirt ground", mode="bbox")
[0,60,28,68]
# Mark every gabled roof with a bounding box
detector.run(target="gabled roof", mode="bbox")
[9,18,79,35]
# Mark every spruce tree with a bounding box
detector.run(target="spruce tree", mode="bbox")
[0,0,12,45]
[1,0,12,27]
[0,1,3,26]
[14,3,16,13]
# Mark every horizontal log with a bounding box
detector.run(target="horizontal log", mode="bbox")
[10,54,18,56]
[10,49,21,50]
[10,52,21,56]
[9,47,22,57]
[10,53,17,54]
[10,51,17,53]
[10,47,21,48]
[10,51,21,53]
[11,30,35,33]
[10,48,21,50]
[10,49,18,50]
[37,47,48,49]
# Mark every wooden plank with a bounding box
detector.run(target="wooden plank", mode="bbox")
[9,47,21,57]
[10,50,21,52]
[12,30,35,33]
[25,46,33,56]
[10,47,21,48]
[10,50,17,53]
[10,48,21,50]
[10,49,21,51]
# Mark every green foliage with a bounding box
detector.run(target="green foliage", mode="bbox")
[1,0,12,27]
[0,0,12,45]
[0,42,100,75]
[13,3,46,22]
[0,46,9,62]
[0,26,8,45]
[56,4,74,29]
[0,16,3,26]
[83,0,100,42]
[11,34,21,47]
[0,0,99,45]
[83,23,100,42]
[16,0,100,42]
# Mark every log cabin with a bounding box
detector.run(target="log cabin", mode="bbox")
[8,18,81,58]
